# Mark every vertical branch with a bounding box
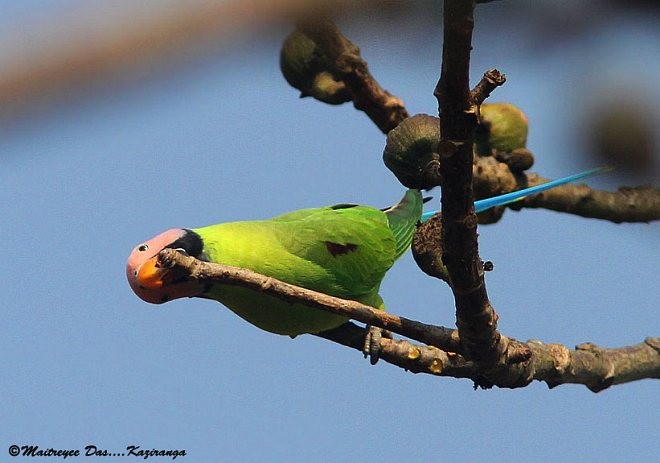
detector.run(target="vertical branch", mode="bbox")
[435,1,504,366]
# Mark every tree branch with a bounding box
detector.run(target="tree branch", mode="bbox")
[295,19,658,223]
[472,156,660,223]
[156,248,659,391]
[434,0,505,366]
[470,69,507,105]
[527,338,660,392]
[321,325,660,391]
[298,17,409,133]
[315,322,477,379]
[158,248,461,353]
[522,173,660,223]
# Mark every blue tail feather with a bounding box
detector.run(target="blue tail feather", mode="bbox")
[420,167,611,223]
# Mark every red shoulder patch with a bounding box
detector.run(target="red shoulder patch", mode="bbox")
[324,241,358,257]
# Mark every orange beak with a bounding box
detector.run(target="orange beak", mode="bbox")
[136,256,170,289]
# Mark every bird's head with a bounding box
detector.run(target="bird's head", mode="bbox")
[126,228,206,304]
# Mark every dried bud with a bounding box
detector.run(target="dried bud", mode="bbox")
[494,147,535,172]
[279,30,350,105]
[411,214,451,284]
[383,114,442,189]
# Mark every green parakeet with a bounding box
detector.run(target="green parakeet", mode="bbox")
[127,189,421,336]
[127,168,607,336]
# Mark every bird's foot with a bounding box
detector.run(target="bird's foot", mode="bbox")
[362,325,391,365]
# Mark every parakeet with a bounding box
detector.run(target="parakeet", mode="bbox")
[127,167,607,336]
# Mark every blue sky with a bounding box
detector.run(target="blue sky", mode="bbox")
[2,2,659,462]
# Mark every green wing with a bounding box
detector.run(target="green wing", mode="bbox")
[192,191,421,335]
[196,204,395,298]
[273,203,396,298]
[196,190,422,298]
[270,189,423,294]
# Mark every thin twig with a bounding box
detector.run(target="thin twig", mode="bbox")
[298,17,409,133]
[470,69,507,105]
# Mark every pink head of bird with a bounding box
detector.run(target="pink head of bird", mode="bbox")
[126,228,205,304]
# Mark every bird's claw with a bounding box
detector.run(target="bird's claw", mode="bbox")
[363,325,391,365]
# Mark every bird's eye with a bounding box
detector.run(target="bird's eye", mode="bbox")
[138,244,149,252]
